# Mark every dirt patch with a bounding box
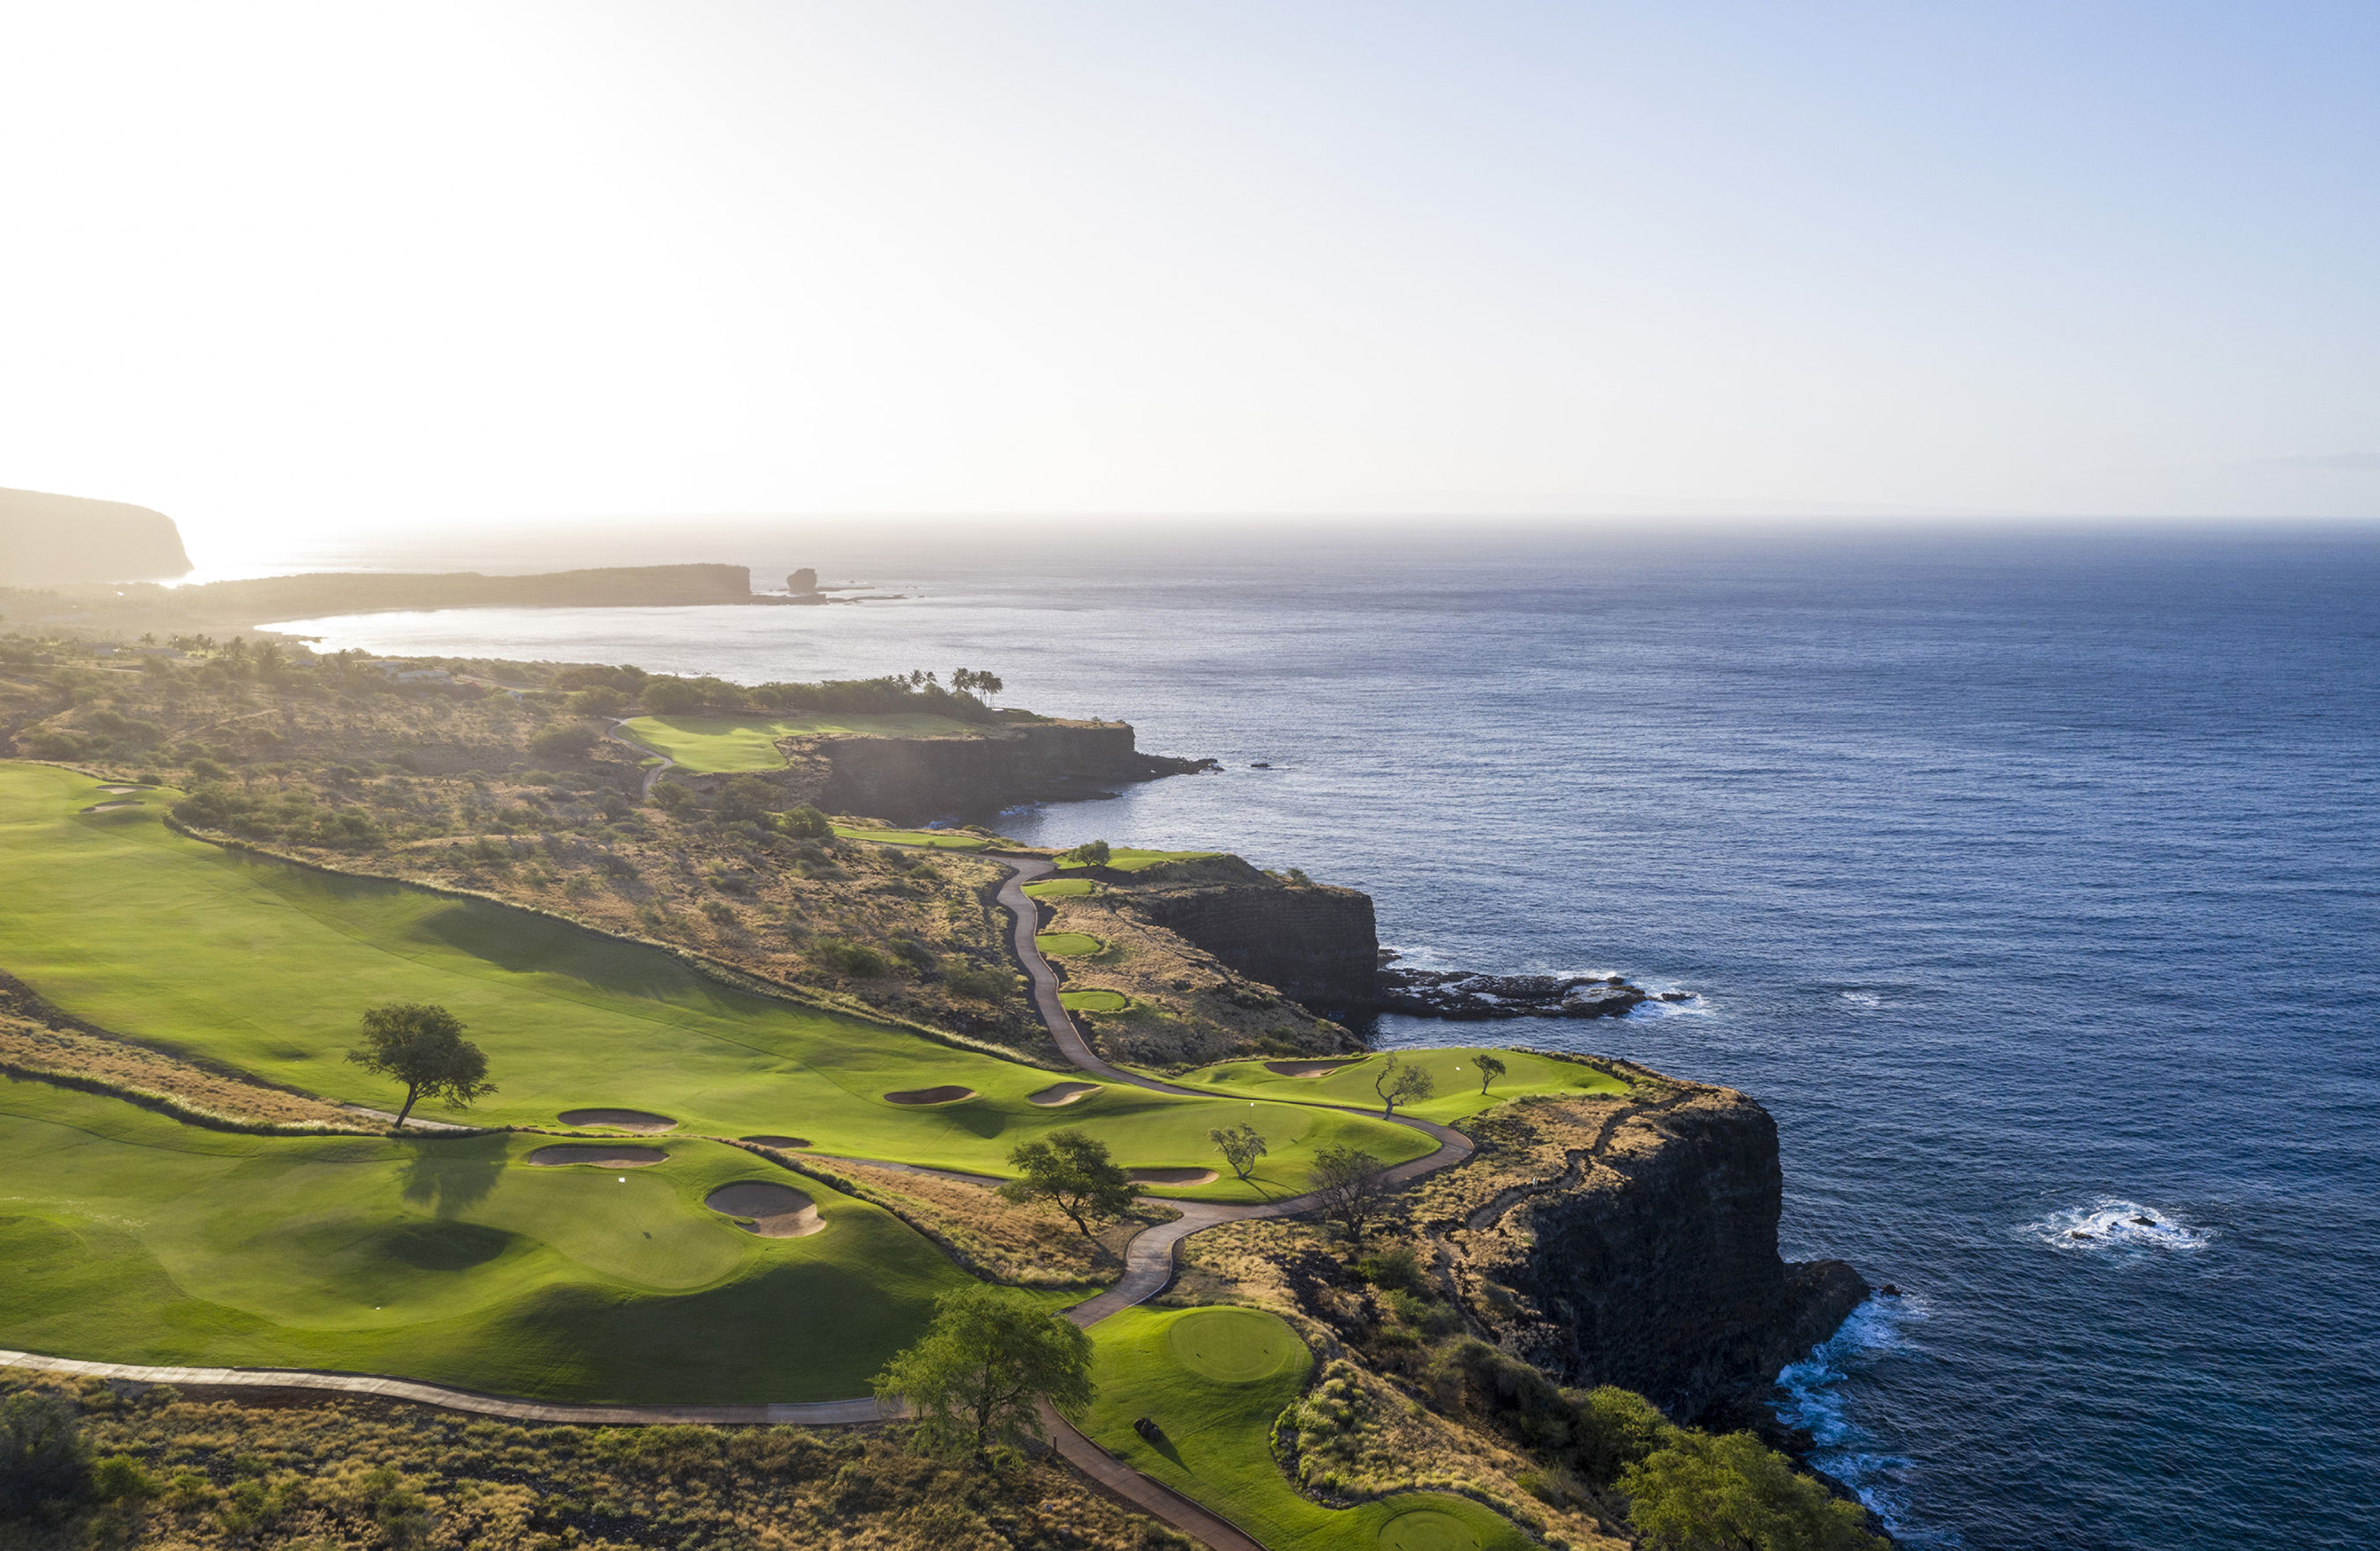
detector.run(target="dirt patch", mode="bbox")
[79,801,140,813]
[741,1134,813,1148]
[557,1108,677,1132]
[1128,1167,1219,1186]
[525,1144,667,1167]
[884,1086,976,1105]
[705,1180,824,1237]
[1265,1058,1362,1078]
[1029,1081,1102,1106]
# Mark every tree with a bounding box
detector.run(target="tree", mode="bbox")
[346,1003,495,1128]
[1621,1429,1886,1551]
[1373,1053,1437,1118]
[0,1390,91,1518]
[1000,1127,1134,1236]
[1060,839,1111,867]
[1209,1122,1269,1182]
[1474,1054,1507,1095]
[873,1284,1094,1457]
[1306,1144,1390,1250]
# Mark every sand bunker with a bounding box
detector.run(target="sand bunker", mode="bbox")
[705,1180,824,1237]
[741,1134,813,1149]
[1128,1168,1219,1186]
[557,1108,677,1132]
[98,784,143,793]
[526,1145,668,1167]
[1264,1058,1361,1078]
[883,1086,976,1105]
[79,801,140,813]
[1029,1081,1102,1106]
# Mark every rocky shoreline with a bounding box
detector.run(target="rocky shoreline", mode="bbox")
[1375,960,1695,1020]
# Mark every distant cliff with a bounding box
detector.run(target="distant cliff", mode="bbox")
[0,487,191,584]
[150,564,756,620]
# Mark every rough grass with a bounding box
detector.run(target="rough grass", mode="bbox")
[832,827,997,850]
[1035,931,1104,957]
[1071,1306,1532,1551]
[622,713,983,773]
[0,1369,1187,1551]
[1165,1048,1631,1124]
[0,1083,967,1402]
[791,1154,1174,1288]
[0,764,1427,1199]
[1022,877,1095,898]
[0,1016,358,1130]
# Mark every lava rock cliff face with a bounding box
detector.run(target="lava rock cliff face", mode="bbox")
[1445,1081,1867,1423]
[1121,879,1380,1013]
[801,722,1206,820]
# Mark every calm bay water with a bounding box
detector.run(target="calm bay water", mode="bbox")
[271,525,2380,1548]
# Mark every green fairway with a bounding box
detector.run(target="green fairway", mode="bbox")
[1072,1307,1528,1551]
[1058,847,1223,872]
[1060,988,1132,1013]
[832,827,996,850]
[0,1082,964,1402]
[1165,1048,1631,1124]
[622,713,981,773]
[0,764,1424,1200]
[1035,931,1104,957]
[1022,877,1095,898]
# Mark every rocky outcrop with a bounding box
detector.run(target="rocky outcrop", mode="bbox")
[1119,877,1379,1013]
[1377,966,1694,1020]
[1,487,191,584]
[1446,1082,1867,1425]
[803,721,1209,820]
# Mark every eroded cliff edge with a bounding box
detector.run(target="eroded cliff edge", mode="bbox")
[1428,1072,1868,1425]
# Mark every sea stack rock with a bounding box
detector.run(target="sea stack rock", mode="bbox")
[787,568,818,594]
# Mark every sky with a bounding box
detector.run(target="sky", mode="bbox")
[2,1,2376,556]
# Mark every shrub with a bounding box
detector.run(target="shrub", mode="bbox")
[1622,1429,1885,1550]
[529,723,599,763]
[812,938,892,977]
[651,780,696,813]
[1356,1246,1426,1294]
[945,965,1016,1002]
[566,686,625,716]
[187,756,232,781]
[91,1454,159,1503]
[0,1390,92,1518]
[1575,1385,1670,1486]
[777,804,831,840]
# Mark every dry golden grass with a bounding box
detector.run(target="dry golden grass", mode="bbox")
[0,1013,359,1131]
[791,1154,1176,1288]
[0,1368,1191,1551]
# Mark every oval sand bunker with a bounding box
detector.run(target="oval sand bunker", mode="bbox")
[705,1181,824,1237]
[79,801,141,813]
[1264,1058,1359,1078]
[1129,1167,1219,1186]
[526,1145,667,1167]
[557,1108,677,1132]
[883,1086,976,1105]
[1029,1081,1101,1106]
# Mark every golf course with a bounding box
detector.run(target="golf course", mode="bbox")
[619,712,985,772]
[1164,1048,1630,1125]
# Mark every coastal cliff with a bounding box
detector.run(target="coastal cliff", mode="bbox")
[1441,1080,1869,1424]
[0,486,191,585]
[792,721,1209,820]
[1119,875,1380,1013]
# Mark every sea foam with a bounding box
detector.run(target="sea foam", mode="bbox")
[2027,1198,2209,1254]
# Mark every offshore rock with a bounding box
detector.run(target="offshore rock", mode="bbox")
[1376,967,1653,1020]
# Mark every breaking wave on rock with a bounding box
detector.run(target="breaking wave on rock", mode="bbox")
[1773,1295,1926,1540]
[2027,1198,2210,1254]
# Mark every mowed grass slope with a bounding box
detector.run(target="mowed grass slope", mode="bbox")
[1073,1307,1529,1551]
[0,765,1425,1198]
[1166,1048,1631,1125]
[0,1082,962,1401]
[622,714,982,772]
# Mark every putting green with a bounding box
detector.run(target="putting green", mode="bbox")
[621,714,981,773]
[1073,1307,1528,1551]
[832,827,996,850]
[1057,847,1222,873]
[1060,989,1131,1013]
[1035,931,1104,957]
[1165,1047,1630,1124]
[0,1082,963,1402]
[1022,878,1094,898]
[0,764,1424,1200]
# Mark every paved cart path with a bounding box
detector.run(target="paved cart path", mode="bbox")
[4,850,1478,1550]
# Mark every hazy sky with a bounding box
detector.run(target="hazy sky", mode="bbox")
[3,1,2376,545]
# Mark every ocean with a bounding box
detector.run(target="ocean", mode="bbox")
[264,523,2380,1549]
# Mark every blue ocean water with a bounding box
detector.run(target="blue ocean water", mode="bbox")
[276,526,2380,1549]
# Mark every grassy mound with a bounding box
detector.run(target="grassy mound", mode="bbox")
[1060,989,1132,1013]
[1034,931,1104,957]
[1023,877,1095,898]
[0,1084,963,1402]
[0,765,1424,1200]
[621,713,981,772]
[1166,1048,1630,1124]
[1073,1306,1528,1551]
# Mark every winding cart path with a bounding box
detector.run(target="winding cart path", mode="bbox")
[3,850,1477,1551]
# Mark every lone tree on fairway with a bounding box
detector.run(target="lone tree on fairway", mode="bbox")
[873,1284,1094,1458]
[1000,1127,1134,1236]
[1474,1053,1507,1095]
[1209,1122,1269,1182]
[346,1003,495,1128]
[1308,1144,1390,1250]
[1373,1052,1437,1118]
[1060,838,1111,867]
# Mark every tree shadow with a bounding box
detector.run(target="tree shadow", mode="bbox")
[398,1132,507,1215]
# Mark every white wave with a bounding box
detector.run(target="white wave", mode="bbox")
[1627,991,1712,1018]
[1772,1294,1927,1538]
[2027,1198,2209,1253]
[1840,990,1885,1008]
